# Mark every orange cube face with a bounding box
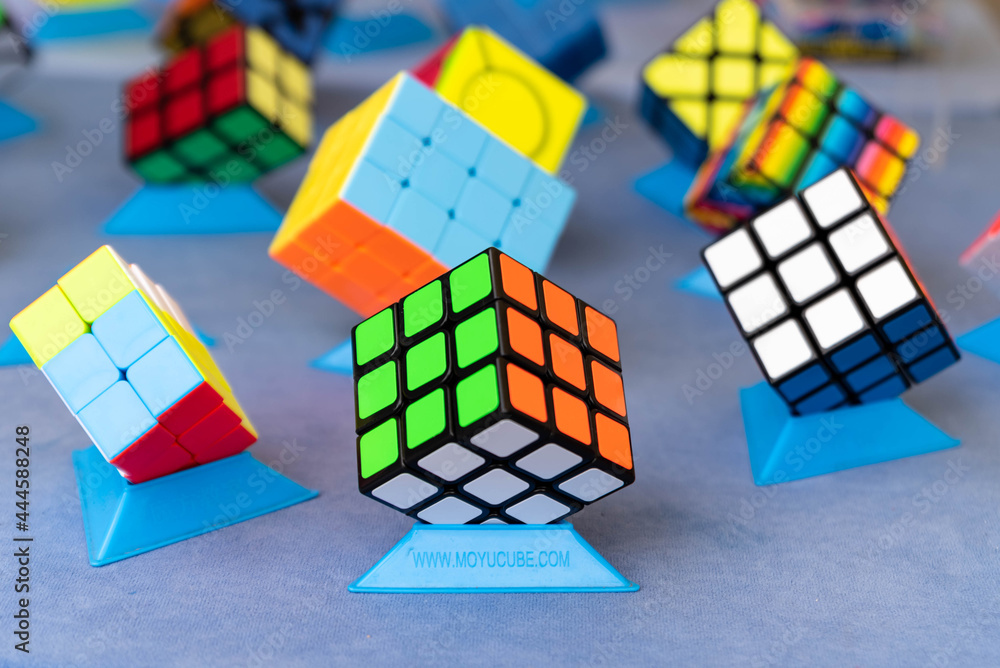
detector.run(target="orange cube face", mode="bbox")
[351,248,634,524]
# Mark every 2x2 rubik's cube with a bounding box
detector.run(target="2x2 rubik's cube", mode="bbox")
[125,0,336,183]
[352,249,634,524]
[268,26,586,317]
[10,247,256,483]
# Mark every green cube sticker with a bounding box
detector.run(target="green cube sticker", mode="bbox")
[359,418,399,478]
[405,332,446,392]
[213,106,270,145]
[454,307,498,369]
[405,388,446,450]
[403,280,444,338]
[357,361,397,419]
[132,150,188,183]
[355,308,395,366]
[449,252,492,314]
[171,129,230,167]
[456,364,499,427]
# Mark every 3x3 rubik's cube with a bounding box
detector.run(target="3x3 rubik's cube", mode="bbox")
[10,247,256,483]
[640,0,920,234]
[352,248,633,524]
[703,169,958,415]
[269,26,586,317]
[126,0,334,184]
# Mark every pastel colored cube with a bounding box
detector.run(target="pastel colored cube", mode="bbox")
[268,72,577,317]
[125,25,312,184]
[686,58,920,234]
[159,0,338,63]
[413,26,587,175]
[438,0,606,82]
[352,248,634,524]
[639,0,799,166]
[9,246,257,483]
[701,169,959,416]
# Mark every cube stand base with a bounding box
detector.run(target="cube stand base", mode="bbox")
[957,317,1000,365]
[349,523,638,593]
[324,12,434,56]
[741,382,959,486]
[33,6,151,41]
[104,184,282,235]
[674,265,722,302]
[73,446,318,566]
[0,99,37,144]
[311,337,353,375]
[633,159,697,221]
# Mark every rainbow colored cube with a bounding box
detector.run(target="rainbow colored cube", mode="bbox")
[352,248,634,524]
[640,0,799,166]
[686,58,920,234]
[125,25,312,184]
[269,71,577,317]
[10,247,256,483]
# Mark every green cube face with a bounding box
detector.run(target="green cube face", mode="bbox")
[351,248,636,526]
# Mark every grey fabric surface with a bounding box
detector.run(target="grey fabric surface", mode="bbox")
[1,34,1000,668]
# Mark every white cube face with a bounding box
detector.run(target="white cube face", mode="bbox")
[417,443,485,482]
[470,419,538,457]
[558,468,624,503]
[856,258,918,319]
[777,243,838,303]
[462,469,530,506]
[752,199,813,259]
[803,170,865,228]
[828,213,891,274]
[727,274,788,334]
[417,496,482,524]
[505,494,570,524]
[372,473,438,510]
[515,443,583,480]
[704,228,762,289]
[751,319,815,380]
[803,289,866,350]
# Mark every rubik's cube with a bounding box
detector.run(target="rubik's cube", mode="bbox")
[702,169,959,415]
[412,26,587,175]
[686,58,920,234]
[640,0,799,167]
[268,72,576,317]
[352,248,634,524]
[438,0,607,82]
[159,0,338,63]
[10,246,256,483]
[125,25,312,184]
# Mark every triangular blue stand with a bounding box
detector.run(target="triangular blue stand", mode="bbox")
[72,445,317,566]
[0,99,37,144]
[582,104,605,128]
[324,12,435,57]
[634,159,698,220]
[311,337,353,375]
[741,382,959,486]
[349,523,638,593]
[33,6,152,41]
[957,317,1000,364]
[0,336,32,366]
[104,184,282,235]
[675,265,721,302]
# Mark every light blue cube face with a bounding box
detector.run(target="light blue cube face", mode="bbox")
[42,334,122,414]
[91,291,168,369]
[340,73,575,274]
[78,380,156,460]
[126,338,202,417]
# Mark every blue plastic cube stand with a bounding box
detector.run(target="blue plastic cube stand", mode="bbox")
[741,382,959,486]
[0,99,37,144]
[633,159,697,221]
[957,317,1000,365]
[0,336,32,366]
[310,337,353,375]
[72,445,318,567]
[675,265,722,302]
[33,6,152,41]
[104,184,282,235]
[349,523,638,593]
[324,12,435,57]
